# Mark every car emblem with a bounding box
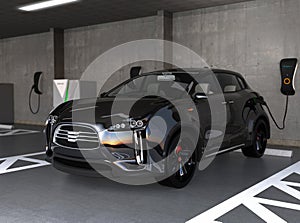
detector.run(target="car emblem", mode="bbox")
[67,131,80,142]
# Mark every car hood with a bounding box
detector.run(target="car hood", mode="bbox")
[56,96,171,125]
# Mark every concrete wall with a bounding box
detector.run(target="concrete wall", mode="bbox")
[0,15,166,124]
[0,0,299,146]
[64,16,161,92]
[0,33,54,125]
[173,0,300,145]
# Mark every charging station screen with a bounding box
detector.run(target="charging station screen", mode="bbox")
[280,58,298,95]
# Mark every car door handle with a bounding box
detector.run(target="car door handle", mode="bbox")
[195,94,208,100]
[222,101,234,105]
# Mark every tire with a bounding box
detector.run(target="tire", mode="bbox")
[158,134,197,188]
[242,119,268,158]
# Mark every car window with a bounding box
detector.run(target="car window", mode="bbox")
[187,72,220,96]
[106,71,223,98]
[107,74,190,99]
[215,73,242,93]
[236,76,246,89]
[116,76,145,95]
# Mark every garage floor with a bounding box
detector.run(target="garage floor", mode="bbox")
[0,126,299,223]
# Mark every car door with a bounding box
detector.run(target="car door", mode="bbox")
[193,73,230,151]
[215,72,247,148]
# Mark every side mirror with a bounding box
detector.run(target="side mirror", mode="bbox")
[130,66,142,79]
[194,93,208,100]
[100,92,107,97]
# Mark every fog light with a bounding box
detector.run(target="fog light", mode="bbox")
[109,118,146,131]
[46,115,58,126]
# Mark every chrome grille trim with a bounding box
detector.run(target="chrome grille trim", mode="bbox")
[53,124,100,150]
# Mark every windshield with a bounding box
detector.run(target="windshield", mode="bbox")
[105,72,219,99]
[106,74,193,99]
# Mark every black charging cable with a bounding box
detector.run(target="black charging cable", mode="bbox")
[29,88,41,114]
[263,95,289,130]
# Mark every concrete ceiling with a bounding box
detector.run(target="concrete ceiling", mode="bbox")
[1,0,252,39]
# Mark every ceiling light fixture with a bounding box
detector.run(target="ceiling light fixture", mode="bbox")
[18,0,80,12]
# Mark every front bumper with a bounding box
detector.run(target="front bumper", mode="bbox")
[46,144,164,178]
[45,122,166,177]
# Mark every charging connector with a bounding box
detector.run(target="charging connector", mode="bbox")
[263,95,289,130]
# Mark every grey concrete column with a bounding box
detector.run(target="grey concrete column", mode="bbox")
[51,28,64,79]
[156,10,173,69]
[0,84,14,124]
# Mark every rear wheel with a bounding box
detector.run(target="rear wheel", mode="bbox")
[242,119,268,158]
[158,134,197,188]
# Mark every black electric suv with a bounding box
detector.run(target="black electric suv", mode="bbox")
[45,68,270,188]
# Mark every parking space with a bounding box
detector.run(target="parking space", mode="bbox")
[0,131,299,223]
[1,1,300,222]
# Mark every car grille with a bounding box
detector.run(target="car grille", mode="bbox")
[53,124,100,150]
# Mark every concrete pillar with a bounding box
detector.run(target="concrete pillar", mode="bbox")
[156,10,173,69]
[51,28,64,79]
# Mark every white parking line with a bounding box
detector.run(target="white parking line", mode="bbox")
[186,161,300,223]
[235,148,293,158]
[0,124,13,130]
[0,129,40,137]
[0,152,50,175]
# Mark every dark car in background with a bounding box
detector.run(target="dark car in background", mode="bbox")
[45,68,270,188]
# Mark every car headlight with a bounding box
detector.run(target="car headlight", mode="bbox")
[108,118,146,131]
[129,119,144,128]
[45,115,58,126]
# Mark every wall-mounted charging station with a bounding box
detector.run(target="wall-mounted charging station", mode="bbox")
[262,58,298,130]
[53,80,97,108]
[280,58,298,95]
[29,72,43,114]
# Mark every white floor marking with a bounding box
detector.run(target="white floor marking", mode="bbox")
[0,152,50,175]
[264,148,293,158]
[282,181,300,188]
[0,124,13,130]
[0,129,40,137]
[186,161,300,223]
[254,197,300,211]
[235,148,293,158]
